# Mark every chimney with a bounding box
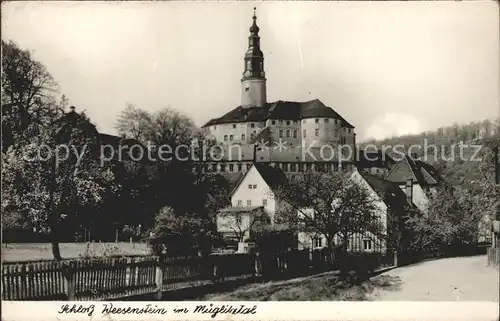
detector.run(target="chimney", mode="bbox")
[405,179,413,203]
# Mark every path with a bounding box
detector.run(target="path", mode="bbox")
[368,255,499,301]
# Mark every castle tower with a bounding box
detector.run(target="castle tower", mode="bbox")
[241,7,267,108]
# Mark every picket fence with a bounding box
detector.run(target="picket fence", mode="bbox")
[2,250,396,301]
[1,253,256,301]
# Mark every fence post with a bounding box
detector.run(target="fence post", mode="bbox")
[63,261,76,300]
[393,250,398,267]
[254,252,262,277]
[154,257,163,300]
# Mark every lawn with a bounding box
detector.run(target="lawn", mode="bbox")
[200,271,402,301]
[1,242,150,262]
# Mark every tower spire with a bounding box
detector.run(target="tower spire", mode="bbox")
[240,7,267,108]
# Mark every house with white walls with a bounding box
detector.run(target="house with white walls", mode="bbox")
[385,154,442,214]
[217,163,289,243]
[297,169,411,253]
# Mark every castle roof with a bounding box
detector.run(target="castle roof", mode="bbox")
[202,99,354,128]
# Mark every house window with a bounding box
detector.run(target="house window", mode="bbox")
[248,184,253,189]
[315,119,319,123]
[286,121,290,125]
[237,200,242,207]
[325,118,329,123]
[238,164,242,171]
[363,239,372,251]
[245,87,249,92]
[315,129,319,137]
[224,135,228,141]
[286,130,290,138]
[293,130,297,138]
[303,130,306,138]
[263,199,268,206]
[279,130,283,138]
[251,123,255,128]
[220,164,226,172]
[241,134,245,141]
[247,200,252,206]
[253,184,257,189]
[272,120,276,125]
[212,164,218,172]
[313,237,322,248]
[233,124,236,129]
[229,164,234,171]
[229,135,234,141]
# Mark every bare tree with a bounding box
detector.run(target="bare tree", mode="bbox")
[218,210,270,243]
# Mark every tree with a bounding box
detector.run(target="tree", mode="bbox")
[1,111,118,260]
[274,171,384,262]
[1,40,61,151]
[148,206,220,256]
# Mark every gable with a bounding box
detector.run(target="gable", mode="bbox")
[231,165,272,201]
[385,157,417,183]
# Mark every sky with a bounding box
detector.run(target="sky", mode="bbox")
[2,1,499,141]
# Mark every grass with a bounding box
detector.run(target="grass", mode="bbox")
[201,271,402,301]
[1,242,150,262]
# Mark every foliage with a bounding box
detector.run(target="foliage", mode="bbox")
[218,210,271,243]
[148,206,220,256]
[274,171,384,255]
[403,186,486,253]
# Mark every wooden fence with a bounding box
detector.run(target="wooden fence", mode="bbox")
[1,253,259,301]
[2,250,395,301]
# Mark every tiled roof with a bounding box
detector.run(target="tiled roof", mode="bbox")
[356,149,396,169]
[230,163,288,198]
[385,155,441,186]
[253,163,289,191]
[202,99,354,128]
[358,171,412,208]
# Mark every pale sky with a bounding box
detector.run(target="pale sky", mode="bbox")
[2,1,499,141]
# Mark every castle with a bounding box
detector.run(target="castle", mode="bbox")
[200,8,357,175]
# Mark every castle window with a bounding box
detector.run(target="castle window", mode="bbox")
[220,164,226,172]
[286,121,290,125]
[279,130,283,138]
[315,119,319,123]
[233,124,236,129]
[315,129,319,137]
[212,164,218,172]
[286,130,290,138]
[303,130,306,138]
[241,134,245,141]
[279,120,283,124]
[238,164,242,171]
[272,120,276,125]
[251,123,255,128]
[229,164,234,171]
[224,135,228,141]
[293,130,297,138]
[260,62,263,69]
[325,118,329,123]
[229,135,234,141]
